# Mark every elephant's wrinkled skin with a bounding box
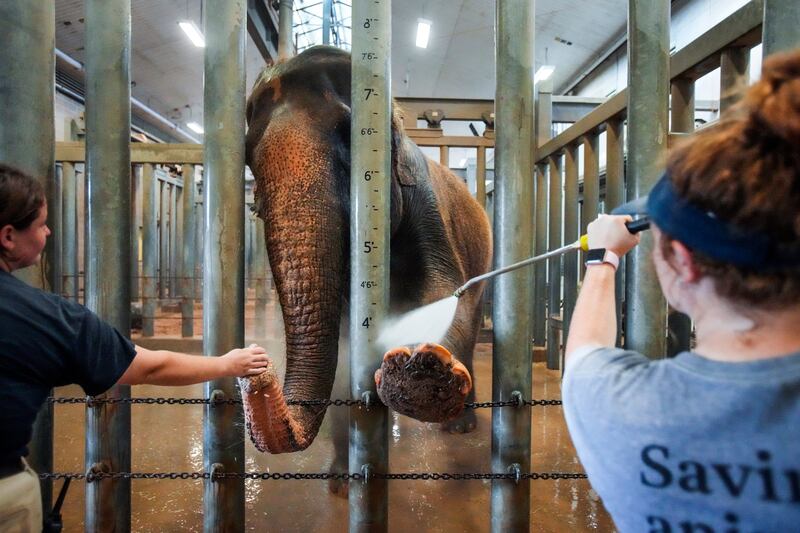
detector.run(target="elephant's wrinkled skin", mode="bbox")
[241,46,491,454]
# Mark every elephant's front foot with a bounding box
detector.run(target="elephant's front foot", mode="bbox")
[374,343,472,423]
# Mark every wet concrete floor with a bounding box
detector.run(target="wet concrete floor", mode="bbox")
[51,297,615,532]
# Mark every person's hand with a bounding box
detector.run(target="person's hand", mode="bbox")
[587,214,641,256]
[221,344,270,377]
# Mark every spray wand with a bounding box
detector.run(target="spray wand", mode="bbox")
[453,217,650,298]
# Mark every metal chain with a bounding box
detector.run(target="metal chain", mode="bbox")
[39,471,586,482]
[48,397,561,408]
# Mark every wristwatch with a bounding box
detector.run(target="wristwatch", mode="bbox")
[585,248,620,271]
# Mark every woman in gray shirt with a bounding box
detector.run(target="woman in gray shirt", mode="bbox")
[563,50,800,532]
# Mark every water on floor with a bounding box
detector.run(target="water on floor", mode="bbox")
[50,295,615,532]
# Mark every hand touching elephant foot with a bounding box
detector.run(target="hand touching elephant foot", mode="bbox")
[374,343,472,423]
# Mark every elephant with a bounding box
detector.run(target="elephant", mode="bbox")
[239,45,492,455]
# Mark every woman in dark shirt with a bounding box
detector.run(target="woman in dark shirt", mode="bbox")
[0,163,269,531]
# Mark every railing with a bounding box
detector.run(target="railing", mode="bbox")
[55,143,273,340]
[531,0,764,368]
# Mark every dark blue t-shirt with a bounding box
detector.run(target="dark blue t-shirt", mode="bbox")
[0,269,136,461]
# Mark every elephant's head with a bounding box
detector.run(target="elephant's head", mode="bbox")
[240,46,420,453]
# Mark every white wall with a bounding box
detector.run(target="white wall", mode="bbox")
[572,0,760,101]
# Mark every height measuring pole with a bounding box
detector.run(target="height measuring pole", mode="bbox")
[349,0,391,530]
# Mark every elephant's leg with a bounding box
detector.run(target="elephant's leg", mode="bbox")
[374,286,484,424]
[440,290,484,433]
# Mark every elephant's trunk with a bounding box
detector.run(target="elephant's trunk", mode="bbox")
[241,114,347,453]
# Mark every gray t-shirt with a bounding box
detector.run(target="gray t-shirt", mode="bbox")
[562,346,800,533]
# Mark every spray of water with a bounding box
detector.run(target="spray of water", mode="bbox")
[377,295,459,350]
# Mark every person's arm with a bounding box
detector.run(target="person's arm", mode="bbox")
[564,215,640,363]
[117,344,269,386]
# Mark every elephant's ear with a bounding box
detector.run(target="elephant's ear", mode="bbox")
[394,135,426,187]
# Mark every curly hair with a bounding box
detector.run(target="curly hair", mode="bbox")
[661,50,800,308]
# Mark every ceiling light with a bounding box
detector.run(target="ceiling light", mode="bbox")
[187,121,204,134]
[416,19,431,48]
[534,65,555,85]
[179,21,205,48]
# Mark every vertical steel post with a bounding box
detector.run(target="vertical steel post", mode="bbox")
[546,155,562,370]
[170,182,179,298]
[492,1,534,531]
[253,216,269,339]
[322,0,332,46]
[535,79,553,146]
[720,47,749,114]
[667,79,695,357]
[439,145,449,168]
[278,0,294,59]
[181,165,196,338]
[561,144,579,360]
[130,165,140,301]
[84,0,132,530]
[581,132,599,277]
[142,163,158,337]
[605,119,626,345]
[626,0,669,358]
[763,0,800,57]
[350,0,391,529]
[63,162,79,301]
[670,78,695,133]
[203,1,246,530]
[476,146,487,209]
[532,164,547,347]
[160,180,169,300]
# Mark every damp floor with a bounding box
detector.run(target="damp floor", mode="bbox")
[50,294,615,532]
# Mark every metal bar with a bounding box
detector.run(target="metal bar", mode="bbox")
[170,181,179,297]
[349,0,391,529]
[533,164,547,348]
[763,0,800,57]
[246,0,280,62]
[536,0,763,164]
[581,132,600,234]
[181,165,195,338]
[720,47,750,114]
[546,155,563,370]
[605,119,626,346]
[561,144,579,364]
[322,0,332,45]
[56,141,204,164]
[141,163,157,337]
[84,0,132,530]
[203,0,247,530]
[395,96,604,124]
[160,181,169,300]
[439,145,449,168]
[491,1,534,531]
[130,166,140,301]
[535,80,553,147]
[476,146,487,209]
[625,0,669,358]
[668,80,695,358]
[411,136,494,148]
[63,162,79,301]
[670,78,695,133]
[278,0,294,59]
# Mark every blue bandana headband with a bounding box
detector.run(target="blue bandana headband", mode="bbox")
[644,173,800,271]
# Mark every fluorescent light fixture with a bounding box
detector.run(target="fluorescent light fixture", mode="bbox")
[187,121,204,134]
[179,21,205,48]
[416,19,431,48]
[534,65,555,85]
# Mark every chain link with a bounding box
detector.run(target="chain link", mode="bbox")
[48,397,561,408]
[39,471,585,482]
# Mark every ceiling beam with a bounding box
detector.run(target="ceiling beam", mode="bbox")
[247,0,280,63]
